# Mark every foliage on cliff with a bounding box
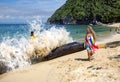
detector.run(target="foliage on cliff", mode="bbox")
[48,0,120,24]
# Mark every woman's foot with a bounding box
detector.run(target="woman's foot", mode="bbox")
[88,57,91,61]
[88,56,94,61]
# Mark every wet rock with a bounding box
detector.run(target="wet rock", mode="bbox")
[0,61,8,74]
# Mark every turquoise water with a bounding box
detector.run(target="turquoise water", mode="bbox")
[0,24,29,42]
[0,24,112,42]
[53,24,112,41]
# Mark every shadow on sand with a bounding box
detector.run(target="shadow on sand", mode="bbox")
[74,58,88,61]
[114,54,120,59]
[108,54,120,60]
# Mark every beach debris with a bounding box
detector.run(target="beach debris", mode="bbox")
[87,65,102,70]
[96,67,102,70]
[87,65,94,69]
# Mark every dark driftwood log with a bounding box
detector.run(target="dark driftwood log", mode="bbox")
[43,42,85,60]
[43,41,120,60]
[106,41,120,48]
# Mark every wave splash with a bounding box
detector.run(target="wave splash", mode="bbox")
[0,19,73,72]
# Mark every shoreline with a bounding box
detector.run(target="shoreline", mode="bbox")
[107,23,120,28]
[97,33,119,43]
[0,33,120,82]
[97,22,120,28]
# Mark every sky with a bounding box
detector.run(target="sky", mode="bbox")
[0,0,66,23]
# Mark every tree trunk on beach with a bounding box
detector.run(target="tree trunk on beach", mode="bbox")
[43,42,85,60]
[43,41,120,60]
[106,41,120,48]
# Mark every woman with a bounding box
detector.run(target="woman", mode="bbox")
[84,26,98,61]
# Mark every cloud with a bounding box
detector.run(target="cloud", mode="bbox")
[0,15,4,19]
[0,15,46,19]
[0,15,14,19]
[0,0,66,23]
[0,15,46,24]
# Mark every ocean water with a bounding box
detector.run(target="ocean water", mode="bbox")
[0,23,112,42]
[54,24,113,41]
[0,19,112,72]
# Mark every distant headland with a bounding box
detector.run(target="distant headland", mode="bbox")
[47,0,120,25]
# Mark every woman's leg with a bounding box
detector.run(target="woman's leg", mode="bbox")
[90,51,94,60]
[87,50,91,61]
[90,51,93,56]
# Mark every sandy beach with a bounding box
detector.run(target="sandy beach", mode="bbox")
[97,22,120,28]
[108,23,120,28]
[0,33,120,82]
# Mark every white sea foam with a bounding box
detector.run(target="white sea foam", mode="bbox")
[0,19,73,71]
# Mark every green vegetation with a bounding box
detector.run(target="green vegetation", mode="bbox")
[47,0,120,24]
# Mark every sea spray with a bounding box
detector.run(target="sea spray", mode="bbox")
[27,19,73,62]
[0,36,30,70]
[0,19,73,73]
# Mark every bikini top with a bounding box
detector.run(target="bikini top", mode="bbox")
[86,35,95,45]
